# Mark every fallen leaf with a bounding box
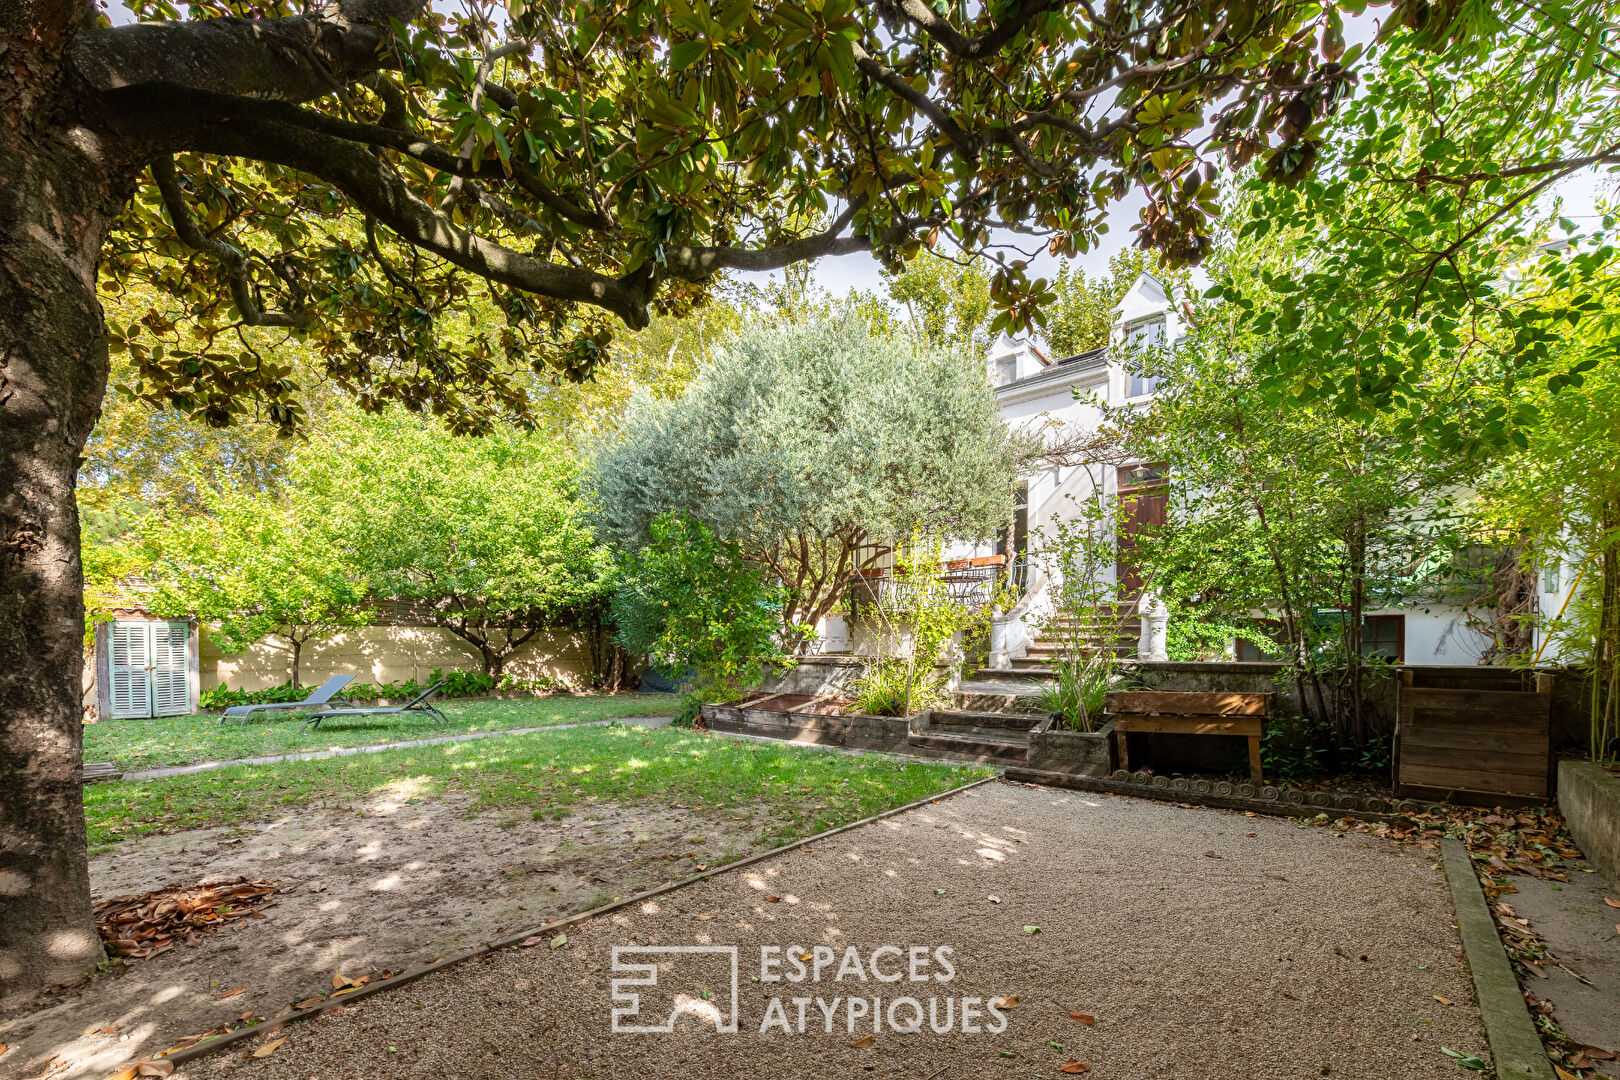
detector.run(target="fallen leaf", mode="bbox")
[987,895,1001,903]
[1203,850,1219,858]
[1023,925,1041,935]
[1069,1011,1095,1026]
[332,970,347,989]
[107,1070,137,1080]
[993,995,1019,1009]
[799,952,812,962]
[213,987,244,1000]
[1555,1066,1581,1080]
[519,936,544,947]
[136,1062,175,1077]
[1526,963,1548,979]
[850,1034,873,1048]
[550,933,568,950]
[293,996,322,1010]
[764,895,782,903]
[1059,1060,1091,1074]
[1583,1046,1616,1060]
[693,914,714,921]
[1604,897,1620,909]
[1434,995,1453,1006]
[251,1037,286,1059]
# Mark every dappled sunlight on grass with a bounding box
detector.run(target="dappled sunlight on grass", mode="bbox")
[85,724,995,850]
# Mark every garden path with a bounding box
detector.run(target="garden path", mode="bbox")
[188,781,1488,1080]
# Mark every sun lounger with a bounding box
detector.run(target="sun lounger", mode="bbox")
[299,681,448,732]
[221,675,355,725]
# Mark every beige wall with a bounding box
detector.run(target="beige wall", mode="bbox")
[200,624,598,691]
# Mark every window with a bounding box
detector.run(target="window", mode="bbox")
[1543,559,1561,594]
[996,356,1017,386]
[1361,615,1405,662]
[1124,317,1165,397]
[996,482,1029,561]
[1235,619,1285,661]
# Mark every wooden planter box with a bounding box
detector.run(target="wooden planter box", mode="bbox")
[1106,690,1273,783]
[1395,669,1553,806]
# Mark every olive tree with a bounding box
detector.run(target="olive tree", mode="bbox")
[590,315,1024,644]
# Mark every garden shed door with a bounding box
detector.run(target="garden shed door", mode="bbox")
[108,620,191,719]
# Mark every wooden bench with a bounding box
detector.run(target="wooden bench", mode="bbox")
[1107,691,1274,784]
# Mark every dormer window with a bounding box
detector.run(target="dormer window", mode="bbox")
[996,355,1017,386]
[1124,316,1165,397]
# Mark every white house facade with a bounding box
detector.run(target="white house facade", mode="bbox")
[959,272,1570,669]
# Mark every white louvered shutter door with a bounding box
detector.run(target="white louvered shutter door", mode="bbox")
[109,622,152,719]
[149,621,190,717]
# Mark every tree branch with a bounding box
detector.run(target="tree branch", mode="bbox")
[151,156,314,328]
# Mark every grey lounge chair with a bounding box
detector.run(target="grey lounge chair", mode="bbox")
[221,675,355,725]
[300,681,448,732]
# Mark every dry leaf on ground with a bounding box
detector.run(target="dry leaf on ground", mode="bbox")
[135,1061,175,1077]
[849,1035,873,1048]
[1059,1060,1091,1074]
[1069,1011,1095,1025]
[95,878,281,960]
[1434,995,1454,1006]
[213,987,244,1000]
[993,995,1019,1009]
[550,933,568,949]
[1604,897,1620,909]
[251,1038,286,1059]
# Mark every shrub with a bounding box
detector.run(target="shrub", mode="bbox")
[1036,655,1111,732]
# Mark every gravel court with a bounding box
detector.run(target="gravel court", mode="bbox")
[192,781,1488,1080]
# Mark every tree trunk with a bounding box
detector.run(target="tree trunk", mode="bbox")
[1346,517,1367,747]
[288,636,303,691]
[0,58,124,1000]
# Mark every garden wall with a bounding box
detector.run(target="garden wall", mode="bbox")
[1556,760,1620,880]
[199,625,599,691]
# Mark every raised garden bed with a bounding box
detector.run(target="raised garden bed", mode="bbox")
[1395,669,1553,806]
[1024,721,1115,778]
[702,693,912,754]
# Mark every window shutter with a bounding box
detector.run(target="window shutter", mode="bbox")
[149,621,190,717]
[109,622,152,719]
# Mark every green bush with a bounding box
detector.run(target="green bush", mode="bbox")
[612,512,790,699]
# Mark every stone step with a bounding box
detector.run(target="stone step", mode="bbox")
[1023,641,1135,657]
[906,730,1029,763]
[927,710,1043,733]
[965,670,1054,686]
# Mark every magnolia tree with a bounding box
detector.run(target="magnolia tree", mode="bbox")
[590,316,1024,645]
[148,485,367,689]
[308,411,610,677]
[0,0,1522,1002]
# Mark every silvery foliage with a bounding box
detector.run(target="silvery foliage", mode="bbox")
[590,314,1023,564]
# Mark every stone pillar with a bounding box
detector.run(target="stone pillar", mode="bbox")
[1138,593,1169,661]
[987,613,1015,670]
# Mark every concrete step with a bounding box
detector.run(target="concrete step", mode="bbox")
[907,729,1029,763]
[928,710,1043,733]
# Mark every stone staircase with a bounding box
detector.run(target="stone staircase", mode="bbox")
[905,709,1042,763]
[974,603,1140,681]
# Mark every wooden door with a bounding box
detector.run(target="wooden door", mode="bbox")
[149,621,191,717]
[1116,465,1168,600]
[109,621,152,719]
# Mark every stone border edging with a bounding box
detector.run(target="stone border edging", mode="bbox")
[130,775,999,1077]
[1440,837,1555,1080]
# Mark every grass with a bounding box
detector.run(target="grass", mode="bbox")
[84,723,996,852]
[84,694,680,771]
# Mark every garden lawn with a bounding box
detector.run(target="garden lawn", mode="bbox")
[84,693,677,771]
[84,723,994,852]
